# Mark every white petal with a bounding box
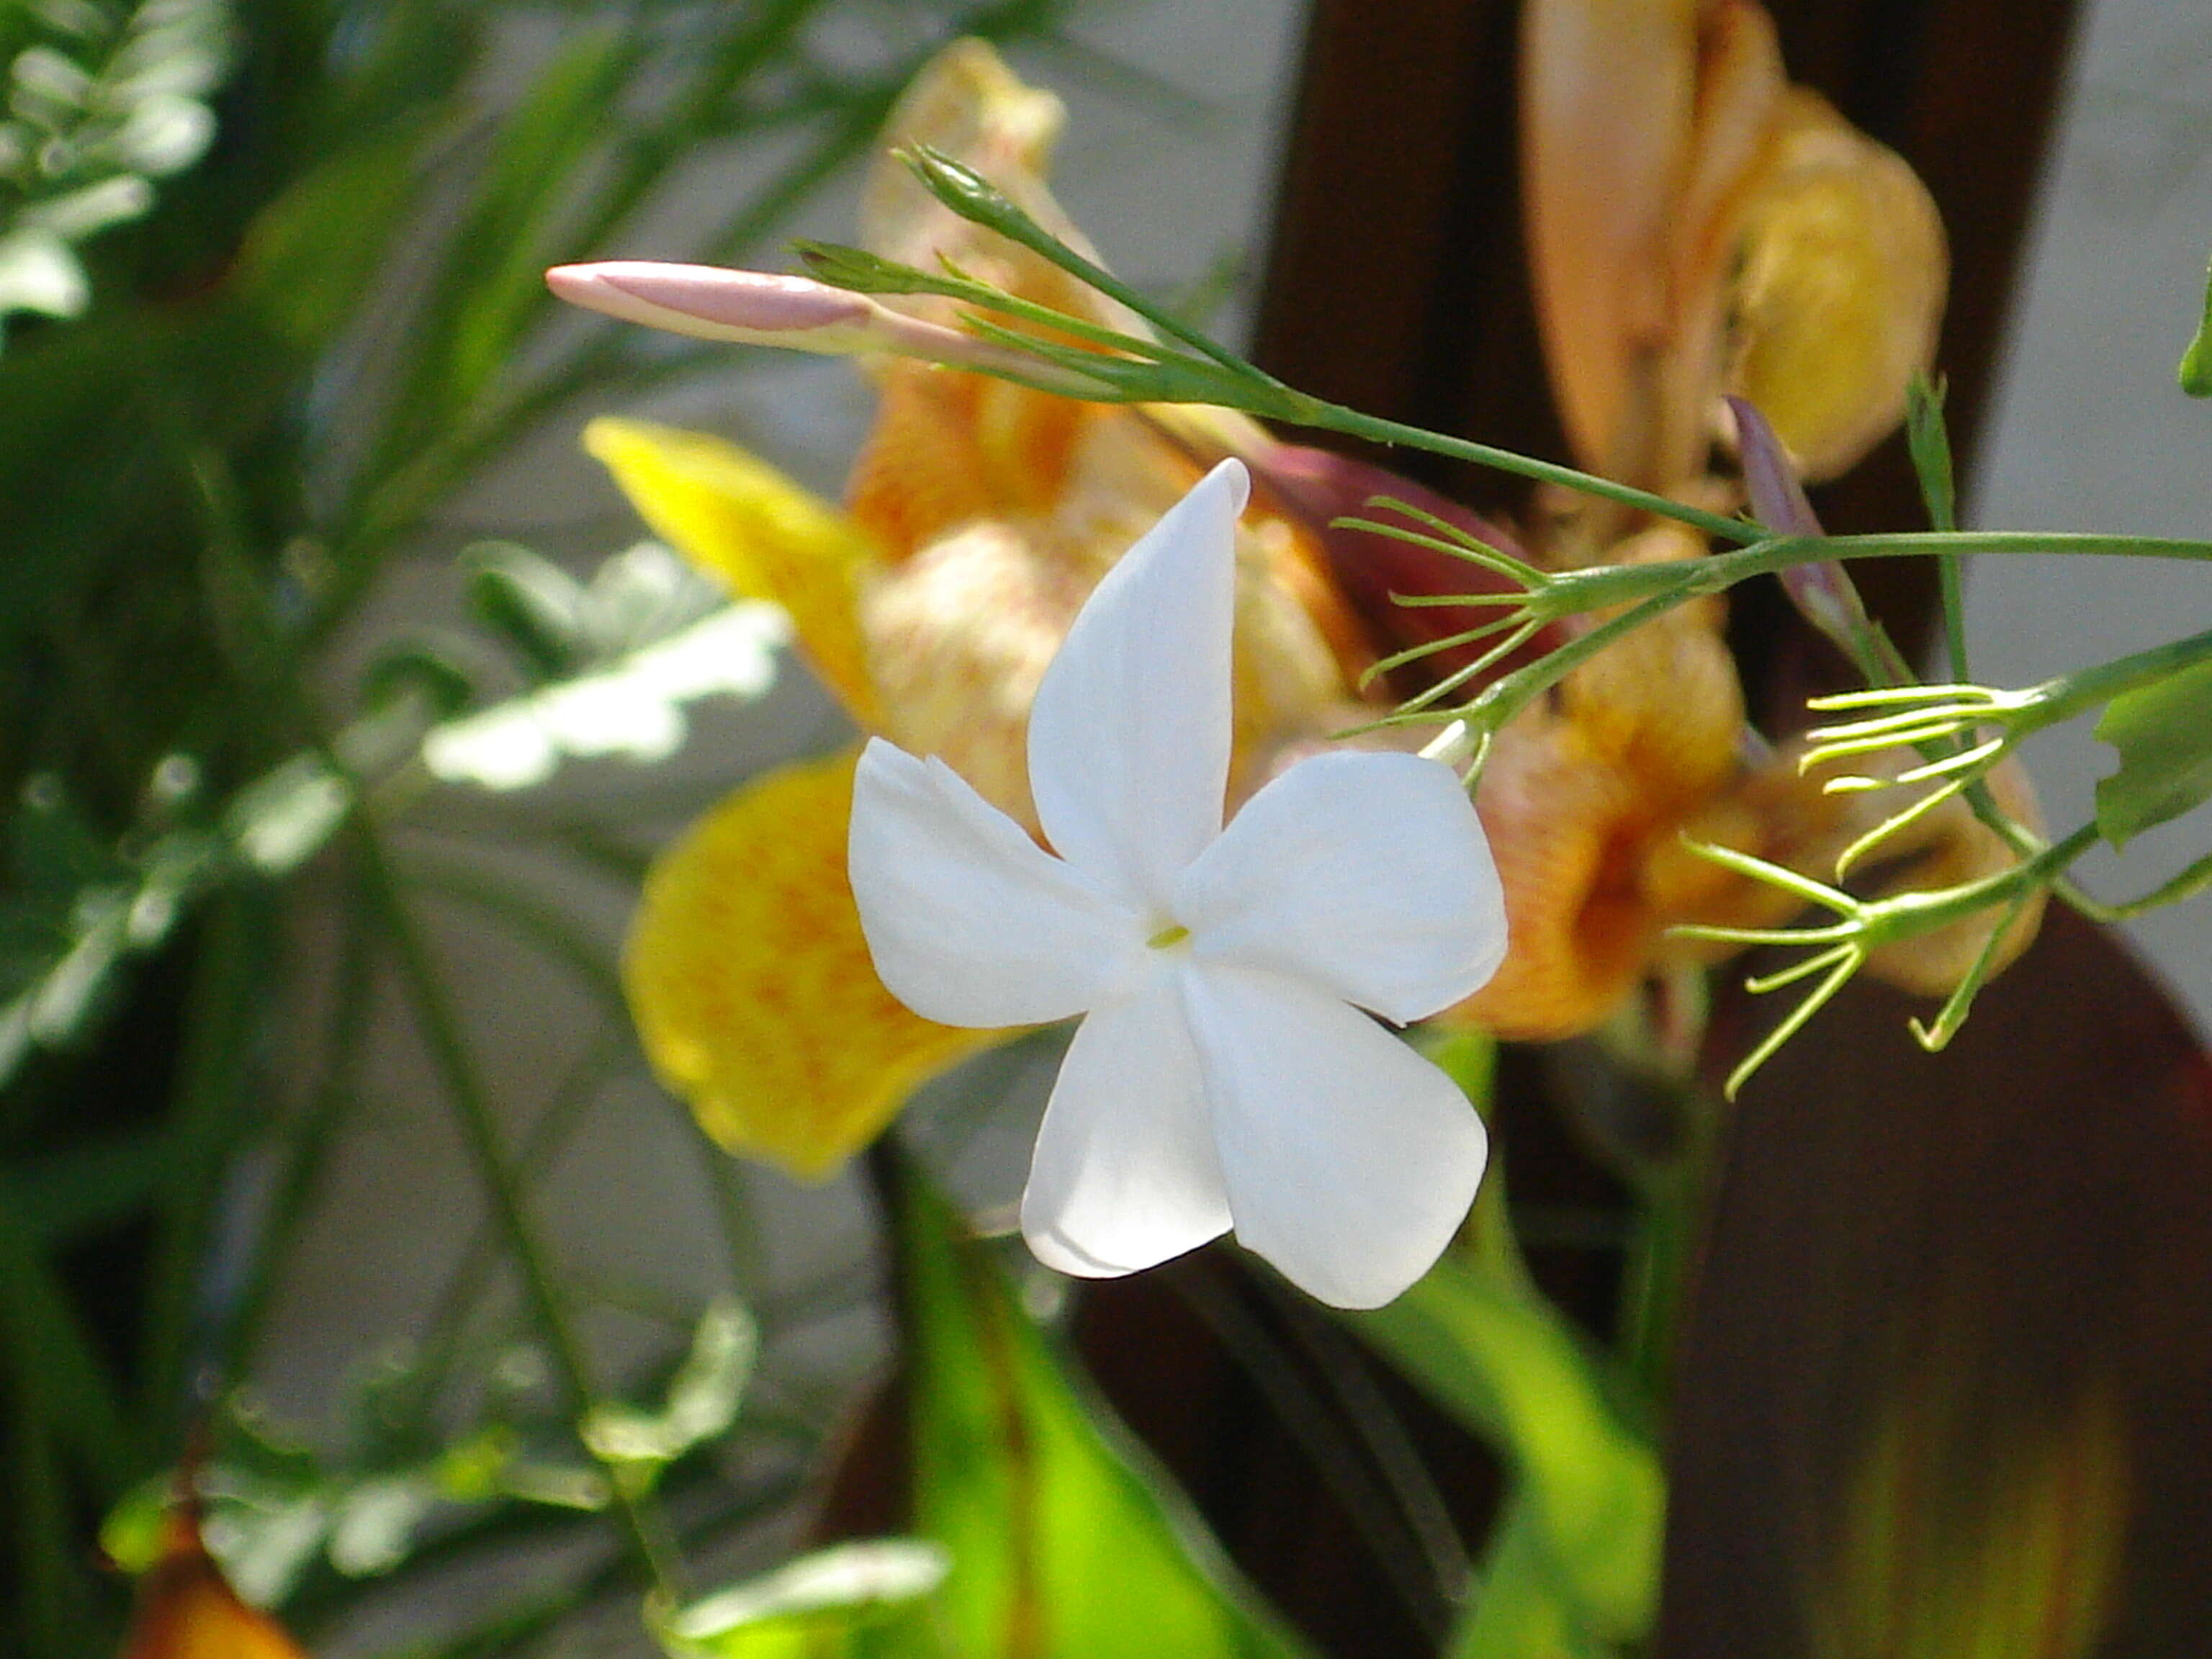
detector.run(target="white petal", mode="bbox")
[1020,979,1231,1277]
[1025,460,1249,912]
[1176,750,1507,1024]
[848,738,1143,1027]
[1182,965,1486,1309]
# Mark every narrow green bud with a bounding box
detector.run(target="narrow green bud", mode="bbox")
[791,240,945,297]
[2180,256,2212,397]
[1904,372,1957,532]
[899,144,1037,240]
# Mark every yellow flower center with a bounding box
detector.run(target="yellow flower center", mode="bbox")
[1146,923,1191,951]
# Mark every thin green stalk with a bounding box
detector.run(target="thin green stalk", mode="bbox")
[1614,1091,1722,1410]
[700,1151,765,1305]
[404,1028,628,1416]
[404,854,763,1299]
[1910,376,1971,681]
[0,1194,134,1496]
[2096,842,2212,919]
[1525,530,2212,621]
[349,819,687,1603]
[219,891,379,1384]
[139,891,273,1443]
[2022,624,2212,729]
[1937,536,1970,687]
[1286,397,1759,546]
[9,1401,73,1655]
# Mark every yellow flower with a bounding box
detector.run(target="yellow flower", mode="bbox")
[595,45,1357,1179]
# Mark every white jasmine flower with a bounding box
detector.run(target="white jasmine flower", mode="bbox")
[848,461,1507,1308]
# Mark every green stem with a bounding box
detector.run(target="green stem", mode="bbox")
[1940,550,1971,683]
[219,891,378,1384]
[139,891,273,1442]
[404,1028,628,1422]
[403,855,763,1300]
[2098,843,2212,919]
[1865,822,2103,950]
[2022,624,2212,730]
[348,819,687,1603]
[1538,530,2212,618]
[1283,396,1759,547]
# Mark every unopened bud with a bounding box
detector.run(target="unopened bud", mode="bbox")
[545,261,1103,394]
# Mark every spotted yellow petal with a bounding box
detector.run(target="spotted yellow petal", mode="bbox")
[585,416,885,725]
[624,745,1004,1179]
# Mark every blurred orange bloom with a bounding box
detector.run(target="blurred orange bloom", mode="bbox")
[118,1506,307,1659]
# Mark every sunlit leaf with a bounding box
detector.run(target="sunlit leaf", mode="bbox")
[422,598,786,791]
[224,756,351,876]
[654,1540,950,1658]
[902,1172,1311,1659]
[0,228,88,318]
[1349,1253,1662,1642]
[583,1298,757,1476]
[1447,1501,1611,1659]
[2093,655,2212,848]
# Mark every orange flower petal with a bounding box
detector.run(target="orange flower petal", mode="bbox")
[1522,0,1701,480]
[623,746,1005,1179]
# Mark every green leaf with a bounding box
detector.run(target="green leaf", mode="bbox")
[230,119,433,351]
[1347,1252,1663,1642]
[1446,1501,1611,1659]
[224,755,351,876]
[465,541,587,681]
[582,1298,757,1476]
[375,24,633,462]
[2094,653,2212,847]
[2180,256,2212,397]
[654,1540,951,1658]
[901,1174,1311,1659]
[1904,373,1956,534]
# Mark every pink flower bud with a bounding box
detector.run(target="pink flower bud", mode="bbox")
[547,263,876,346]
[545,260,1104,396]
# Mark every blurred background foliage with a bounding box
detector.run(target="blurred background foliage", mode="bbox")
[0,0,1212,1649]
